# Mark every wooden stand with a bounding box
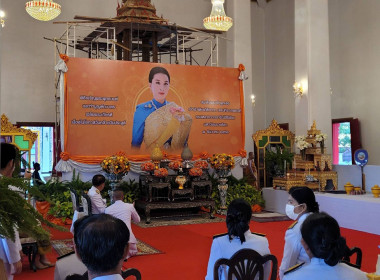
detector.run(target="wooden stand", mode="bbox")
[272,121,338,191]
[135,199,215,224]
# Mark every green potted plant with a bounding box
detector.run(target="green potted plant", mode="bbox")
[0,176,64,241]
[265,146,294,186]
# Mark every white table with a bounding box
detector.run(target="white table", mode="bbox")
[263,188,380,235]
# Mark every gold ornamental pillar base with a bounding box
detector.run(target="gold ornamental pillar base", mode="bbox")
[175,175,187,190]
[218,178,228,210]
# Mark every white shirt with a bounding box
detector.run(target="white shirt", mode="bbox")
[0,174,22,280]
[283,258,367,280]
[88,186,106,214]
[279,213,311,279]
[0,234,22,280]
[93,274,124,280]
[0,228,21,280]
[205,230,271,280]
[105,200,140,244]
[54,252,87,280]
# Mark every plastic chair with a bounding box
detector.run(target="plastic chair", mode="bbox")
[80,194,92,216]
[69,188,83,212]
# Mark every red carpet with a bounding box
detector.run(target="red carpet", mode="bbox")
[15,219,380,280]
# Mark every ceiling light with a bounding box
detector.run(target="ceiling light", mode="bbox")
[203,0,233,32]
[26,0,61,21]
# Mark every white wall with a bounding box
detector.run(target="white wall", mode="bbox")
[0,0,212,123]
[259,0,380,166]
[251,3,266,133]
[257,0,380,185]
[263,0,295,131]
[329,0,380,165]
[2,0,380,172]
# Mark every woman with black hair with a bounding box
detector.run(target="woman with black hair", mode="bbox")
[131,66,192,150]
[279,187,319,279]
[283,212,366,279]
[205,198,271,280]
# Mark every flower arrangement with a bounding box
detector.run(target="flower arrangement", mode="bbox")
[140,162,155,172]
[101,154,130,174]
[154,168,169,177]
[168,161,181,170]
[199,151,210,160]
[295,135,311,151]
[315,133,327,143]
[238,149,247,158]
[194,160,209,169]
[59,53,69,62]
[60,152,70,161]
[189,167,203,177]
[209,153,235,170]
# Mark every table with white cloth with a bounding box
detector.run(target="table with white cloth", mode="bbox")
[263,188,380,235]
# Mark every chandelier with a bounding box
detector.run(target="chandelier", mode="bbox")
[203,0,233,32]
[25,0,61,21]
[0,10,5,28]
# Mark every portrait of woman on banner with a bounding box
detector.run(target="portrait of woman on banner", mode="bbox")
[131,66,192,150]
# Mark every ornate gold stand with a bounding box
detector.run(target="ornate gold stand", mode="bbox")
[272,121,337,191]
[175,175,187,190]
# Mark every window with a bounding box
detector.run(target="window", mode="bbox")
[332,118,361,165]
[17,122,56,176]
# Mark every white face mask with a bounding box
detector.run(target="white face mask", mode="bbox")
[285,204,301,220]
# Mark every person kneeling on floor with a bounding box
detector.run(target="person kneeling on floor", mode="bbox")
[105,188,140,259]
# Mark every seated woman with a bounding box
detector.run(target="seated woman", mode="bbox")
[279,187,319,279]
[205,198,271,280]
[131,66,192,151]
[283,212,367,280]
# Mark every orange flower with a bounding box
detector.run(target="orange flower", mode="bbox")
[141,162,155,172]
[238,149,247,158]
[101,154,130,174]
[251,204,262,213]
[154,168,168,177]
[116,151,127,157]
[199,151,209,160]
[60,152,70,161]
[168,161,181,170]
[162,151,169,159]
[238,64,245,72]
[194,160,208,169]
[209,153,235,170]
[59,53,69,62]
[189,167,203,177]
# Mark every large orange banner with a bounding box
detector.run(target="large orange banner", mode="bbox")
[64,58,244,163]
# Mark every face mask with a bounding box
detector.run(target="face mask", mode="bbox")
[285,204,301,220]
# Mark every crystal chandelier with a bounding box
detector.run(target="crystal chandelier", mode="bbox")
[203,0,233,32]
[25,0,61,21]
[0,10,5,28]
